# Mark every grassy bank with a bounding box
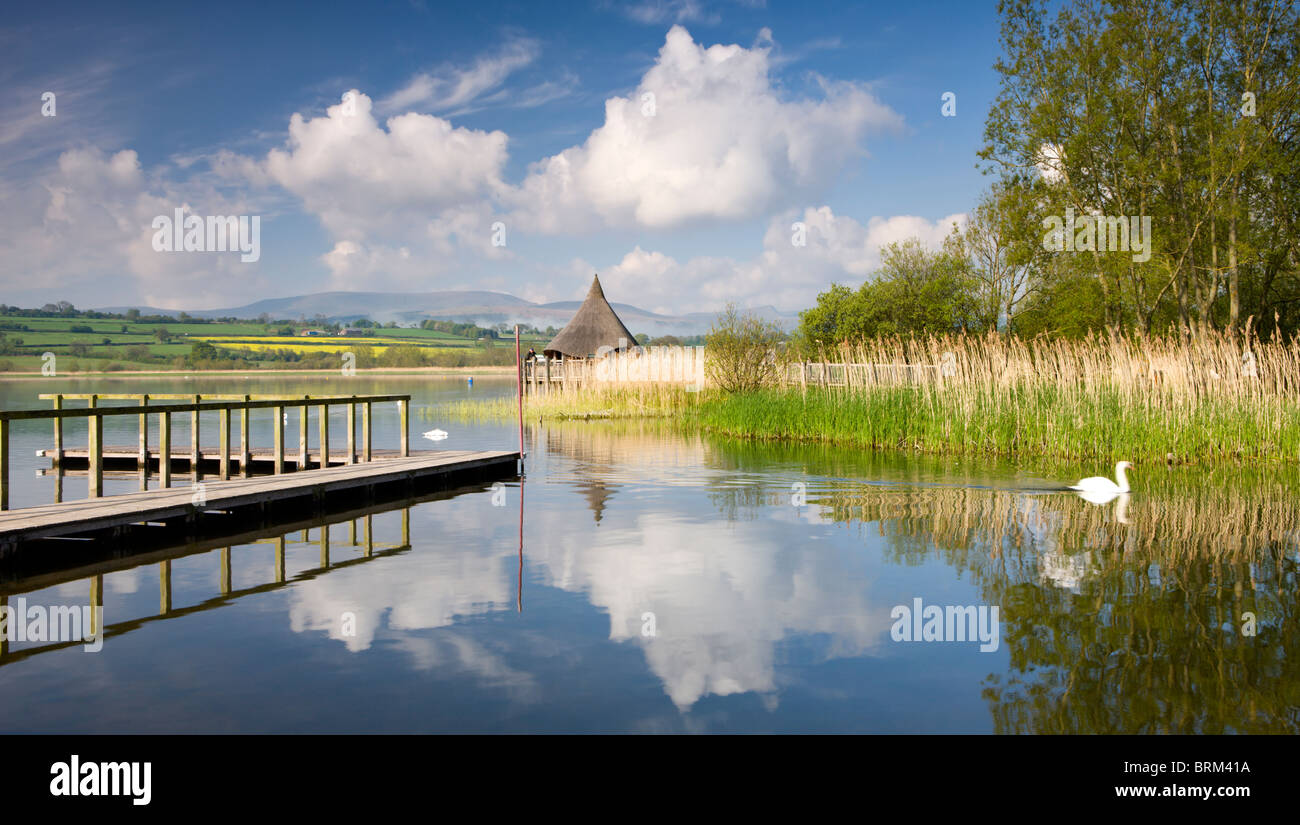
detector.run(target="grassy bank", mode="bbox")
[439,330,1300,464]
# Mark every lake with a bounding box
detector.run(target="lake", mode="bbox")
[1,374,1296,732]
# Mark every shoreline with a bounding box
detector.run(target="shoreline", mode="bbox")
[0,365,516,380]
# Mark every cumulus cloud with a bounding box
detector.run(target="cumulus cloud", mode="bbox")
[264,90,509,240]
[0,146,276,308]
[593,205,967,314]
[509,25,901,232]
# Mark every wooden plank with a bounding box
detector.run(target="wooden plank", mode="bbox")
[0,450,517,542]
[5,395,412,422]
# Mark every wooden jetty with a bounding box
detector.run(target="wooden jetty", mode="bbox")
[0,393,520,548]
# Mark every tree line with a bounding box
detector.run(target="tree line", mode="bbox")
[801,0,1300,346]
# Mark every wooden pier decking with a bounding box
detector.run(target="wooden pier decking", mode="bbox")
[0,449,518,547]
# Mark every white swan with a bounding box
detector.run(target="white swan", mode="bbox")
[1069,461,1132,497]
[422,429,449,441]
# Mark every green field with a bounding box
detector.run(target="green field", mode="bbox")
[0,316,549,372]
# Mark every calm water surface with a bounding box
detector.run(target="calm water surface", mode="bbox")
[0,374,1296,732]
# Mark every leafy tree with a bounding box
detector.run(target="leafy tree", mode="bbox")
[705,304,785,392]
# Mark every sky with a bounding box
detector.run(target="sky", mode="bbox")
[0,0,1004,315]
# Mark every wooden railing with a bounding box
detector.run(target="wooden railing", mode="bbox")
[0,394,411,510]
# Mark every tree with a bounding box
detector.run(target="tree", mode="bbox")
[980,0,1300,338]
[705,304,785,392]
[796,236,980,347]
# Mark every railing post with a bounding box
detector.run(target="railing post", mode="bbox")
[159,411,172,488]
[346,399,356,465]
[273,404,285,475]
[191,394,201,479]
[319,403,330,468]
[363,401,372,462]
[88,395,102,498]
[52,394,63,465]
[299,398,309,470]
[219,407,230,480]
[138,394,149,470]
[399,398,409,457]
[0,417,9,511]
[240,396,251,477]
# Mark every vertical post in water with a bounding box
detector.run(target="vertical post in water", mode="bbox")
[88,395,102,499]
[220,547,231,595]
[159,411,172,488]
[89,575,103,639]
[240,396,251,477]
[159,560,172,614]
[275,535,286,583]
[515,325,523,472]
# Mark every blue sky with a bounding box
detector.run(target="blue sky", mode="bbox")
[0,0,1004,314]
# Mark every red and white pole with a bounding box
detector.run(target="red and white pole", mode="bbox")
[515,325,524,472]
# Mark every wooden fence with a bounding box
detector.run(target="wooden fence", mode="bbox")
[0,394,411,510]
[524,346,706,393]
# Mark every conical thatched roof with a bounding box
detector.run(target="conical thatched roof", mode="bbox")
[544,274,637,358]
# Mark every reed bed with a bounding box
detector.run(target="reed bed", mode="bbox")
[438,329,1300,464]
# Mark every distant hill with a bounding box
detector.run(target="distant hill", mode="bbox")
[99,290,801,336]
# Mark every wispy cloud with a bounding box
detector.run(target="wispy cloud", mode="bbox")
[378,37,541,113]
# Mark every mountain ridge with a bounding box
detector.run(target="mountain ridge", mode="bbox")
[97,289,801,336]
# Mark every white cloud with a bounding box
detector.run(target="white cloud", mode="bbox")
[593,205,967,315]
[509,25,901,232]
[264,91,509,241]
[0,146,276,308]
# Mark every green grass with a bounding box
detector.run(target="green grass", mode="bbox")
[438,383,1300,465]
[689,387,1300,463]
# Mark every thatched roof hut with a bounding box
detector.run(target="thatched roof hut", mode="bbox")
[544,274,637,359]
